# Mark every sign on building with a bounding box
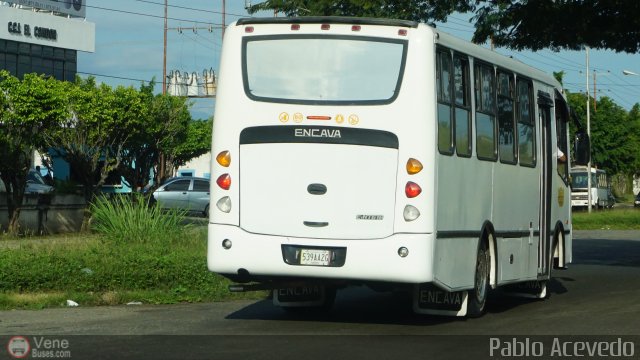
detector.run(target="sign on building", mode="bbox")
[8,0,86,18]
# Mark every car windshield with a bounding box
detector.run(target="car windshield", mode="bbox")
[28,170,46,185]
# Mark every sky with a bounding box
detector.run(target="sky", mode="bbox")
[77,1,640,120]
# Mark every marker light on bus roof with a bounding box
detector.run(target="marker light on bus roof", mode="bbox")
[216,174,231,190]
[406,158,423,175]
[291,24,300,31]
[403,205,420,222]
[245,26,254,33]
[321,24,330,30]
[216,196,232,213]
[405,181,422,198]
[351,25,361,32]
[216,151,231,167]
[398,29,408,36]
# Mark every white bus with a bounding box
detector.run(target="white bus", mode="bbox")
[208,17,588,317]
[570,166,613,209]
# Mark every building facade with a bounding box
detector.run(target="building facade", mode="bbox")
[1,2,94,81]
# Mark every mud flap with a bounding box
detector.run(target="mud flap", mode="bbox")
[502,281,547,299]
[413,283,468,317]
[273,285,327,307]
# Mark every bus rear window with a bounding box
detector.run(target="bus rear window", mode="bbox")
[242,35,407,104]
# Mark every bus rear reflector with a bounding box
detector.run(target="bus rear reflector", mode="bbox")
[216,196,232,213]
[216,151,231,167]
[403,205,420,221]
[217,174,231,190]
[405,181,422,198]
[406,158,423,174]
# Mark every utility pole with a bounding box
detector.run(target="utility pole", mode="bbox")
[586,46,593,213]
[162,0,167,95]
[222,0,226,40]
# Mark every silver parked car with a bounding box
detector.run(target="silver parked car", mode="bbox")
[151,176,210,217]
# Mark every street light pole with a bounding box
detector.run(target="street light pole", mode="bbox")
[586,47,592,213]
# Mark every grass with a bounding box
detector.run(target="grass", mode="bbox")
[571,207,640,230]
[0,195,267,310]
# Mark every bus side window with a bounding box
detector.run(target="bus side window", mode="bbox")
[437,49,454,155]
[454,55,472,157]
[497,71,516,164]
[475,63,497,161]
[516,79,535,167]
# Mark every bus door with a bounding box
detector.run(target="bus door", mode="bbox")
[537,91,554,277]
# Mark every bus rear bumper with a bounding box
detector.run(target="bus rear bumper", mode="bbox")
[208,223,434,284]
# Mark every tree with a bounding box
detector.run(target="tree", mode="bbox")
[248,0,640,52]
[248,0,472,23]
[44,77,142,229]
[118,80,156,192]
[0,71,68,234]
[567,92,640,177]
[172,118,213,172]
[149,94,192,187]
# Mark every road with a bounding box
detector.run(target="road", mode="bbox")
[1,230,639,359]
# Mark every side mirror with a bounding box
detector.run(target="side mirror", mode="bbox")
[574,131,590,165]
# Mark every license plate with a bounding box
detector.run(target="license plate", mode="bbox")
[300,249,331,266]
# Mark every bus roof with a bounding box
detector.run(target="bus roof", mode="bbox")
[236,16,419,28]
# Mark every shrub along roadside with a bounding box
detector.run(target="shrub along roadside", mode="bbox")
[0,196,265,310]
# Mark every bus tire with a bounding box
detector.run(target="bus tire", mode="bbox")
[467,236,491,318]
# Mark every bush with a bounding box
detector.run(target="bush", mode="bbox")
[90,194,187,245]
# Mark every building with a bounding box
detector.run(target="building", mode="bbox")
[1,1,95,81]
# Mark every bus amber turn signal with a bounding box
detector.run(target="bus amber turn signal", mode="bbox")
[217,174,231,190]
[406,158,423,174]
[216,151,231,167]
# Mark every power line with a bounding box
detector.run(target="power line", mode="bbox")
[87,4,223,26]
[132,0,249,18]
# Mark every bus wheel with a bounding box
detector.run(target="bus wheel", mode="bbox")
[467,237,490,318]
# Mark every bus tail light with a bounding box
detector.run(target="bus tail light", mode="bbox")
[216,196,232,213]
[217,174,231,190]
[403,205,420,221]
[216,151,231,167]
[405,181,422,198]
[406,158,423,174]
